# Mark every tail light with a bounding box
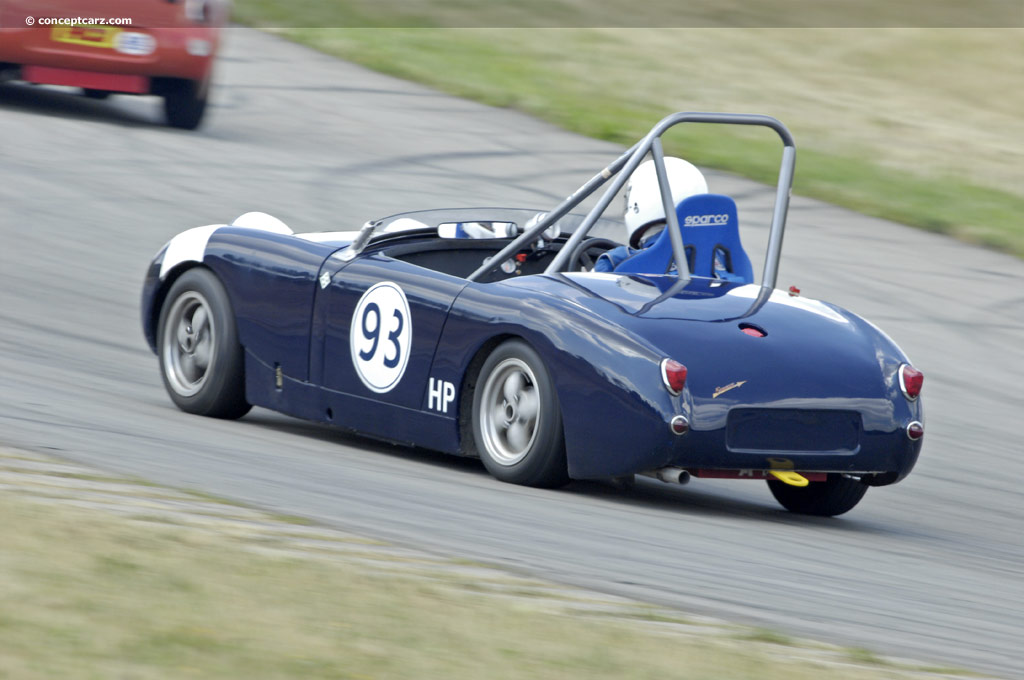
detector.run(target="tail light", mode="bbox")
[899,364,923,401]
[907,421,924,440]
[660,359,687,396]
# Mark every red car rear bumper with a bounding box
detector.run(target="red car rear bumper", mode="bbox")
[20,65,149,93]
[0,25,221,90]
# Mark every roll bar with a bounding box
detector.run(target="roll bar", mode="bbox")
[467,112,796,289]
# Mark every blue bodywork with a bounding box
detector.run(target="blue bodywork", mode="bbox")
[141,113,923,486]
[142,221,922,483]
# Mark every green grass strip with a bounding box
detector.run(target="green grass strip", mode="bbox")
[229,13,1024,258]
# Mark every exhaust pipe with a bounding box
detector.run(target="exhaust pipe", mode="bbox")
[640,467,691,485]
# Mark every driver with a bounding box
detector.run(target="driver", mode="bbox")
[594,157,707,272]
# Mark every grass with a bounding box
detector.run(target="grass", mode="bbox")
[229,0,1022,28]
[737,628,797,645]
[0,492,973,680]
[229,3,1024,257]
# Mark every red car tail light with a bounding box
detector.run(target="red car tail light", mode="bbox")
[899,364,923,401]
[907,421,924,440]
[661,359,687,396]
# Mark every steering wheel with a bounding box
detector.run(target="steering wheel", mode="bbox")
[566,237,620,272]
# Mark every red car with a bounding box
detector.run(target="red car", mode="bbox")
[0,0,228,129]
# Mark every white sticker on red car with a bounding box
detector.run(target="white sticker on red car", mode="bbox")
[115,32,156,56]
[350,282,412,394]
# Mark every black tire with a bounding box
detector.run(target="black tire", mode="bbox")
[767,474,868,516]
[156,268,250,419]
[471,339,569,488]
[82,89,111,100]
[163,79,208,130]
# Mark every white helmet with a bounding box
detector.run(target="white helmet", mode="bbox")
[623,157,707,247]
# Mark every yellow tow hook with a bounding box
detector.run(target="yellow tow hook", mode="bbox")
[768,470,810,487]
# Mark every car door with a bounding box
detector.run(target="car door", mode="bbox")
[310,249,469,418]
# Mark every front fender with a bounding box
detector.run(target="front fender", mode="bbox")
[140,225,225,353]
[140,216,294,353]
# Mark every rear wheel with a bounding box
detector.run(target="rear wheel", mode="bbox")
[767,474,868,516]
[472,339,569,488]
[163,78,209,130]
[157,268,250,419]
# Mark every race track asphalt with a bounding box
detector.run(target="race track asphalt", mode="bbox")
[2,28,1022,677]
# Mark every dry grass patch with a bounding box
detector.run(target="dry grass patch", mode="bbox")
[0,493,982,680]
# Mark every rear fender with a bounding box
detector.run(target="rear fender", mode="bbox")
[435,282,681,478]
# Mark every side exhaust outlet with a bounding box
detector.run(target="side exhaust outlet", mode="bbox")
[640,467,691,484]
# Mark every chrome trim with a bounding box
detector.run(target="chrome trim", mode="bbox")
[337,219,381,262]
[906,420,924,440]
[670,415,690,436]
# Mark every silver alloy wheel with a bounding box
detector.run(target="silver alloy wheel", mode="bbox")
[161,290,216,397]
[478,357,541,466]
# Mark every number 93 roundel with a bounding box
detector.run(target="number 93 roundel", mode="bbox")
[350,282,413,393]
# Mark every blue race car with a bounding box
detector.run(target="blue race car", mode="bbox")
[141,112,924,516]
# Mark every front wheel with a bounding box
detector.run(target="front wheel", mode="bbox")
[472,339,569,488]
[156,268,250,419]
[767,474,868,516]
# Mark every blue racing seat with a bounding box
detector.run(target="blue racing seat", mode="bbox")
[614,194,754,283]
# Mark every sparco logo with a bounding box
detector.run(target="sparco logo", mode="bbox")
[684,214,730,226]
